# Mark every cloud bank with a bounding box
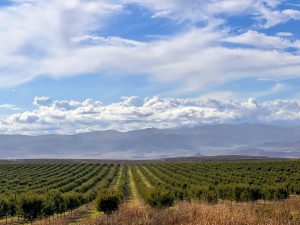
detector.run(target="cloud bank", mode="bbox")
[0,96,299,135]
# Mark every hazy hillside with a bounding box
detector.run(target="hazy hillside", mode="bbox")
[0,124,299,159]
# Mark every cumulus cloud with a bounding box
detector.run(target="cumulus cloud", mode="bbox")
[0,96,300,135]
[33,96,52,107]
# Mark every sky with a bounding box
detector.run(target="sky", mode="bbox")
[0,0,300,134]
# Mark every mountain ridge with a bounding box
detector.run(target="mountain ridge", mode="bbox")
[0,124,299,159]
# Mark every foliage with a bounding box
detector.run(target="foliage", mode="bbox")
[0,160,299,223]
[146,189,175,208]
[96,191,121,214]
[18,194,44,222]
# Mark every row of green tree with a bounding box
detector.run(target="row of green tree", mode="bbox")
[135,165,291,205]
[0,191,87,223]
[0,164,120,223]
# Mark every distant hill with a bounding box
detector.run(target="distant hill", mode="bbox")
[0,155,282,164]
[0,124,299,159]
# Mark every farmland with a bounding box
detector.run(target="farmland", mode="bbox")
[0,160,300,224]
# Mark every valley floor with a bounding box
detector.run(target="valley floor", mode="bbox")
[1,161,300,225]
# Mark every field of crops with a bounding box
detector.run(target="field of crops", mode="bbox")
[0,160,300,223]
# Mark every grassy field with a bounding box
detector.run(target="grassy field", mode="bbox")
[0,160,299,224]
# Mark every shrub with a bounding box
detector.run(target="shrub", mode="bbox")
[0,198,9,219]
[261,186,287,201]
[18,194,44,223]
[50,191,66,214]
[64,192,83,212]
[146,189,175,208]
[274,186,289,200]
[205,190,218,204]
[42,193,55,218]
[7,197,17,218]
[96,191,121,214]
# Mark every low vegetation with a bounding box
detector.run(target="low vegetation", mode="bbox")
[96,191,120,214]
[0,160,299,224]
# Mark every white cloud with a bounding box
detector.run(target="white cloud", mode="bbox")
[199,82,291,102]
[245,83,290,101]
[0,0,122,86]
[123,0,300,27]
[276,32,293,37]
[0,104,20,110]
[24,27,299,93]
[1,96,300,135]
[256,7,300,28]
[0,0,299,94]
[196,91,236,101]
[33,96,52,107]
[224,30,300,50]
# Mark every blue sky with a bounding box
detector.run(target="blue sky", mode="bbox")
[0,0,300,134]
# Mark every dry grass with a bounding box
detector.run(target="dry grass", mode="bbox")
[4,197,299,225]
[83,197,300,225]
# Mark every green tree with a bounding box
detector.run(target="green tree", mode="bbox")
[96,191,121,214]
[51,191,66,215]
[274,186,289,200]
[42,193,55,218]
[205,190,218,204]
[18,194,44,223]
[0,198,9,221]
[96,191,121,215]
[64,192,82,212]
[7,197,17,220]
[146,189,175,208]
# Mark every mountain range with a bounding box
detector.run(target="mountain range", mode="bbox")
[0,124,299,159]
